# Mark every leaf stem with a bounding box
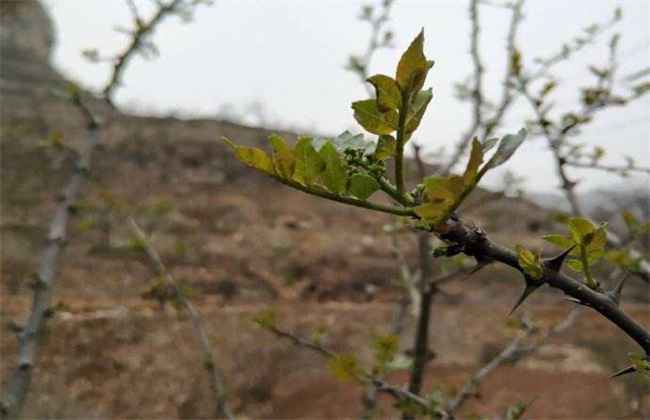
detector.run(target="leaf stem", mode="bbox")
[272,175,416,218]
[395,90,411,196]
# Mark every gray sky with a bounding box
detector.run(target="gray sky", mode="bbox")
[45,0,649,193]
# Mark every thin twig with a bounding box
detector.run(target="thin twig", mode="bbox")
[443,0,483,175]
[103,0,184,105]
[481,0,524,140]
[129,218,234,420]
[446,309,581,414]
[563,160,650,174]
[265,324,448,419]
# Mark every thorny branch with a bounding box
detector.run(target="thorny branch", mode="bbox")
[436,218,650,357]
[1,2,208,417]
[0,96,99,420]
[129,219,233,420]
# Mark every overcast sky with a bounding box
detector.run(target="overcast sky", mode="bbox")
[44,0,649,193]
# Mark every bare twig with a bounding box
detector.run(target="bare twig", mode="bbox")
[103,0,185,105]
[265,324,448,419]
[446,309,581,414]
[129,219,233,419]
[348,0,396,96]
[443,0,484,175]
[481,0,524,140]
[562,160,650,175]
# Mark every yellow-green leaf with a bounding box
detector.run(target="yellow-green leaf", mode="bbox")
[566,259,584,273]
[328,354,361,382]
[567,217,596,244]
[396,29,432,93]
[515,245,543,280]
[374,135,396,160]
[319,142,348,194]
[463,137,484,185]
[405,89,433,136]
[404,88,433,135]
[252,308,277,329]
[222,137,274,175]
[414,201,448,221]
[543,234,576,250]
[293,136,324,185]
[348,173,379,200]
[352,99,398,135]
[372,334,399,371]
[269,134,295,179]
[367,74,402,111]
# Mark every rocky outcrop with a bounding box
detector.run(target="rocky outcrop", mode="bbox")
[1,0,66,123]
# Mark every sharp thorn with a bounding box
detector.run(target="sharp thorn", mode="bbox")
[509,280,541,316]
[608,274,628,306]
[543,245,576,272]
[610,365,636,378]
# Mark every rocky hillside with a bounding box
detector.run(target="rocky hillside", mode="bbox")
[1,2,647,419]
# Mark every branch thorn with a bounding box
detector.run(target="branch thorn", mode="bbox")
[509,276,542,316]
[543,245,575,272]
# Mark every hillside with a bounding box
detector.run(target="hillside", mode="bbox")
[1,2,648,418]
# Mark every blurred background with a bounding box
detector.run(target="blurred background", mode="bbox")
[1,1,649,419]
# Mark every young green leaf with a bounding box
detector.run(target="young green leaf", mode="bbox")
[372,334,399,370]
[293,137,325,185]
[269,134,296,179]
[374,135,396,160]
[367,74,402,111]
[348,173,380,200]
[328,354,361,382]
[485,128,528,169]
[543,234,576,250]
[405,88,433,135]
[319,142,348,194]
[352,99,398,135]
[396,29,433,93]
[566,259,584,273]
[222,137,275,175]
[414,175,464,223]
[331,130,376,154]
[463,138,484,185]
[567,217,595,242]
[516,245,544,280]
